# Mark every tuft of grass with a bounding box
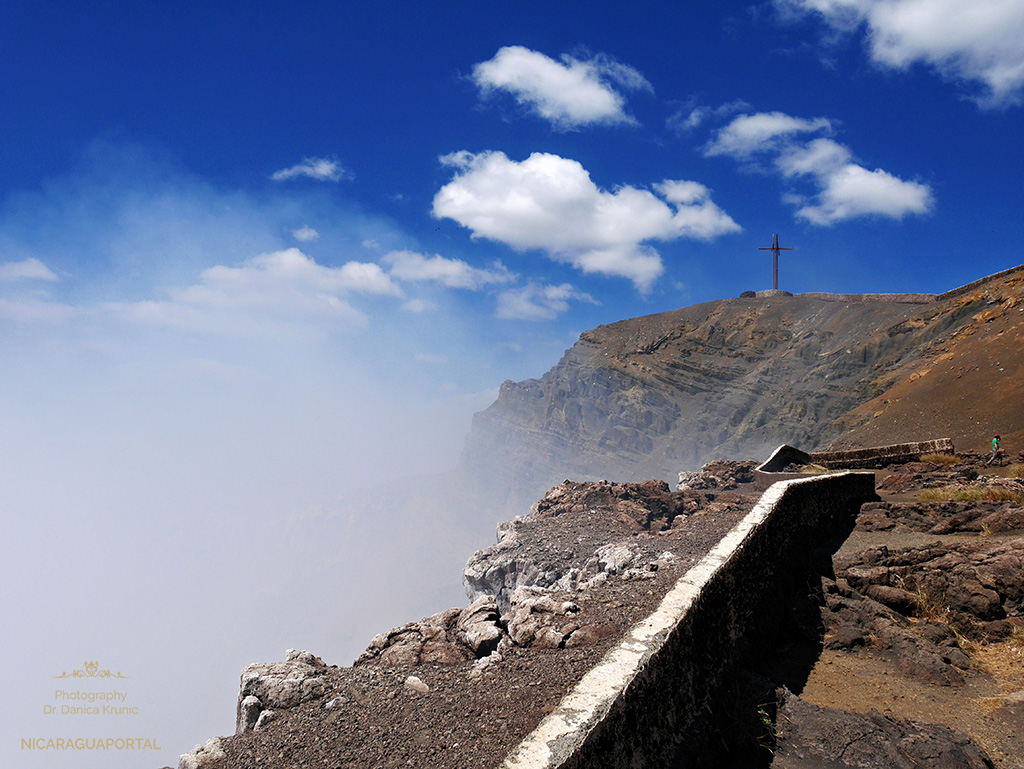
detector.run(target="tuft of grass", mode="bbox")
[1013,624,1024,650]
[973,629,1024,711]
[918,485,1024,504]
[798,463,831,475]
[1009,463,1024,479]
[920,452,959,465]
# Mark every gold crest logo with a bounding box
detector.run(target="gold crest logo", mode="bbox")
[54,661,129,679]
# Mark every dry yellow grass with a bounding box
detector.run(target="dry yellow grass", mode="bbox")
[920,452,960,465]
[973,634,1024,712]
[918,485,1024,503]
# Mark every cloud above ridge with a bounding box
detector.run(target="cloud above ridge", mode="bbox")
[471,46,652,129]
[706,112,933,224]
[705,112,833,158]
[432,150,740,291]
[777,0,1024,106]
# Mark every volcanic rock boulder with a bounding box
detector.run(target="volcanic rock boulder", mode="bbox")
[773,688,994,769]
[836,539,1024,638]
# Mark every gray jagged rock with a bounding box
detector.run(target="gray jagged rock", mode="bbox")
[464,478,698,612]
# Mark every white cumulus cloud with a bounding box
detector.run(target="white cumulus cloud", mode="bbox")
[432,150,740,292]
[382,250,515,289]
[707,111,933,224]
[778,0,1024,106]
[495,282,597,321]
[705,112,833,158]
[794,163,934,223]
[471,46,652,129]
[775,137,854,177]
[291,225,320,241]
[271,157,352,182]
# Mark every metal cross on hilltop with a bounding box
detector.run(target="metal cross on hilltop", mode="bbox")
[758,234,794,291]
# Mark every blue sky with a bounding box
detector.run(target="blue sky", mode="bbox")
[2,1,1023,765]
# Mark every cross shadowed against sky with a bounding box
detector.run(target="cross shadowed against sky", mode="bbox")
[2,1,1023,765]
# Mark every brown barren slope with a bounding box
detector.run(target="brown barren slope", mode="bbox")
[831,267,1024,454]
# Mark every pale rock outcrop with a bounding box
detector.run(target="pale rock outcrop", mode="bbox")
[178,737,226,769]
[502,586,580,648]
[356,596,503,666]
[456,595,503,657]
[464,479,695,612]
[235,649,328,734]
[404,675,430,693]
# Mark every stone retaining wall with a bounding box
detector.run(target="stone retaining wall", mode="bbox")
[752,439,954,486]
[502,471,876,769]
[811,438,954,469]
[796,292,936,304]
[938,263,1024,301]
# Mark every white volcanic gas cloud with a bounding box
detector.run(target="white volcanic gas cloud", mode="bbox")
[432,150,740,292]
[778,0,1024,106]
[707,112,933,224]
[382,250,515,290]
[103,248,403,336]
[471,46,652,129]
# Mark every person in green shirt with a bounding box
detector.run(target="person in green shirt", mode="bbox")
[985,434,1003,466]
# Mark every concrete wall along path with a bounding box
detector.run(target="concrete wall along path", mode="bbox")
[502,471,877,769]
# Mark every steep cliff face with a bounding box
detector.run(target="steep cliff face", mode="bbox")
[461,266,1024,512]
[461,293,930,508]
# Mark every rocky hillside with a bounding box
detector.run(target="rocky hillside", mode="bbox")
[461,266,1024,512]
